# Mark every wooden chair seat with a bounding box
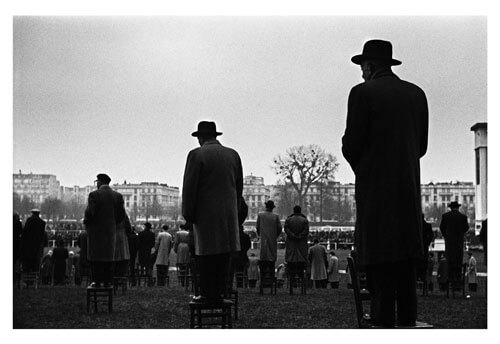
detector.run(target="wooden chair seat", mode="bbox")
[87,286,113,313]
[189,300,233,329]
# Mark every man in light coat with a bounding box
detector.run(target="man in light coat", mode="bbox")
[256,200,282,280]
[342,39,429,327]
[308,239,328,288]
[84,173,126,287]
[155,225,173,286]
[182,121,243,303]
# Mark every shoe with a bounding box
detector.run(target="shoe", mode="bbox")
[192,295,209,303]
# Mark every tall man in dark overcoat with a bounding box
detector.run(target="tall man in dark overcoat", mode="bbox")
[20,209,47,273]
[342,39,429,327]
[84,173,126,287]
[182,121,243,303]
[439,201,469,286]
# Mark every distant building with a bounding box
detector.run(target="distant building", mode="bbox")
[13,171,60,205]
[59,185,94,204]
[113,181,180,221]
[242,175,272,221]
[421,181,475,224]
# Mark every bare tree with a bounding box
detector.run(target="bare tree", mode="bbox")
[272,144,339,207]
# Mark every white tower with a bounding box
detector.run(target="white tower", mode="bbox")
[470,122,487,233]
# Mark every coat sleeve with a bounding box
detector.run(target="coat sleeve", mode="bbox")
[182,150,200,223]
[276,215,283,237]
[115,193,126,224]
[342,86,370,171]
[84,192,97,226]
[418,88,429,158]
[439,214,447,237]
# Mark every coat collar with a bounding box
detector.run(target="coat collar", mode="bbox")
[371,68,399,80]
[202,139,221,146]
[99,185,111,190]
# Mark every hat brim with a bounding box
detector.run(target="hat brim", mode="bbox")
[191,131,223,137]
[351,54,401,66]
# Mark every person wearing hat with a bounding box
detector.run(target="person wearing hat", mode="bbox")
[341,39,429,327]
[256,200,282,281]
[284,205,310,289]
[20,208,47,274]
[182,120,243,303]
[439,201,469,289]
[84,173,126,288]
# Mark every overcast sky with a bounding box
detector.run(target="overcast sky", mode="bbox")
[13,16,487,189]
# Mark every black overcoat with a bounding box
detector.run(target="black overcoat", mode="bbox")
[20,215,46,260]
[342,70,428,266]
[84,185,126,262]
[439,210,469,266]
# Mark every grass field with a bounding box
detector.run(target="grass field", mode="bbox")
[13,248,487,329]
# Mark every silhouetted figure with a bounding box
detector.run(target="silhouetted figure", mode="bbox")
[426,252,435,292]
[284,205,309,286]
[439,201,469,289]
[342,39,429,327]
[256,200,282,283]
[182,121,243,303]
[137,222,155,276]
[20,209,47,273]
[52,239,69,285]
[84,173,126,287]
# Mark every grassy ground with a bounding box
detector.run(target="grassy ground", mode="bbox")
[13,272,487,329]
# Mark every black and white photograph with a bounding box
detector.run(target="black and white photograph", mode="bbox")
[6,0,495,335]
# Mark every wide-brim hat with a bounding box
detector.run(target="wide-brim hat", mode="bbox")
[351,39,401,66]
[191,121,222,137]
[264,200,275,209]
[448,201,461,208]
[96,173,111,184]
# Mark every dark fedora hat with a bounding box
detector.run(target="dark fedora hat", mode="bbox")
[191,121,222,137]
[264,200,276,209]
[448,201,461,208]
[351,39,401,66]
[96,173,111,184]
